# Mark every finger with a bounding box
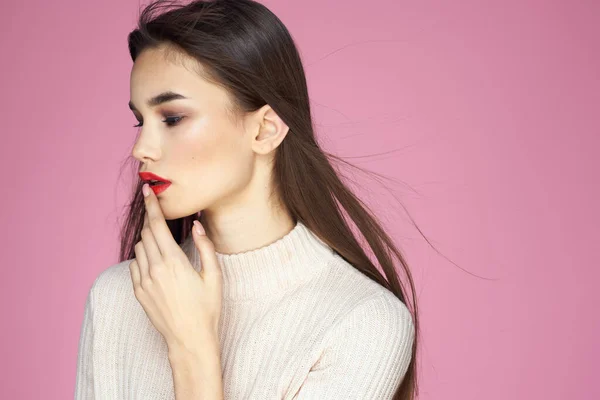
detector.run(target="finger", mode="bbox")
[193,220,222,285]
[129,259,141,288]
[134,238,150,284]
[142,182,177,259]
[141,211,162,276]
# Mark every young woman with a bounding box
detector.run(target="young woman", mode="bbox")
[75,0,419,399]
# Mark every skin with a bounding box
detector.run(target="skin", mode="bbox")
[128,44,293,398]
[131,184,224,399]
[129,43,294,255]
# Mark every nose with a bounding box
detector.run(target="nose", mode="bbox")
[131,129,162,163]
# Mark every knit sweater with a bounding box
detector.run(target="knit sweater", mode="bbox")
[75,220,415,399]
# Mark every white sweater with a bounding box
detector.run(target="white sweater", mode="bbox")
[75,220,415,399]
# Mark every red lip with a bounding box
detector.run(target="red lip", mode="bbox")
[139,171,171,183]
[138,171,172,196]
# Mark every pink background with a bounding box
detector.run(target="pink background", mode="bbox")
[2,0,598,399]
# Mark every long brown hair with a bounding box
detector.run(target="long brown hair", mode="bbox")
[119,0,422,398]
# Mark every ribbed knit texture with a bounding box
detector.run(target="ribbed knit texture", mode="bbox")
[75,220,415,399]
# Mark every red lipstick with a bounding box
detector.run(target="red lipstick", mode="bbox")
[138,171,172,196]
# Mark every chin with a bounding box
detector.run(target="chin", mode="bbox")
[157,205,184,221]
[159,204,202,222]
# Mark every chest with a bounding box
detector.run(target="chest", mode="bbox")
[92,299,316,399]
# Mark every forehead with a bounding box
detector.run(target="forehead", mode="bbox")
[129,46,220,103]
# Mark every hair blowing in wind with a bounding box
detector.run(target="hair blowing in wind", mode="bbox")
[118,0,424,398]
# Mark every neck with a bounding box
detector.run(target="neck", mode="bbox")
[198,210,296,256]
[181,220,336,301]
[196,161,295,256]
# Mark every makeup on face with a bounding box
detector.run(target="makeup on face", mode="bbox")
[139,171,172,196]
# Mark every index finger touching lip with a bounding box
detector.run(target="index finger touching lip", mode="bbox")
[143,183,168,229]
[142,183,178,256]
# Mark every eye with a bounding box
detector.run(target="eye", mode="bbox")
[163,116,184,127]
[132,116,185,128]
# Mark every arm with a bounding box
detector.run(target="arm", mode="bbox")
[293,293,415,400]
[74,288,95,400]
[168,334,224,400]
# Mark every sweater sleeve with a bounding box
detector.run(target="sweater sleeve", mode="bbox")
[293,293,415,400]
[74,286,95,399]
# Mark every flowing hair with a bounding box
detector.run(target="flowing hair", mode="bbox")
[119,0,427,397]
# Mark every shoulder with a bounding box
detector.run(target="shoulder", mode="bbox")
[308,259,415,383]
[87,258,138,312]
[336,291,414,343]
[320,254,413,313]
[316,255,415,344]
[324,287,414,348]
[288,257,415,398]
[90,258,134,292]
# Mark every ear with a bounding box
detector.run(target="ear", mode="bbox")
[250,104,290,155]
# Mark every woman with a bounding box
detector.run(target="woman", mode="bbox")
[75,0,419,399]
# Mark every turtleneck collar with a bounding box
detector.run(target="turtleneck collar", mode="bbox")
[180,220,336,301]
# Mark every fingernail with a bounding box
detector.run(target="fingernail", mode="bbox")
[142,183,150,197]
[193,220,205,236]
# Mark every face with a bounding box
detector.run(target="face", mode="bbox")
[129,46,255,220]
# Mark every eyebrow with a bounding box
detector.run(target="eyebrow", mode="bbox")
[128,91,189,111]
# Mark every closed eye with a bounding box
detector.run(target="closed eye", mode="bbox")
[133,116,185,128]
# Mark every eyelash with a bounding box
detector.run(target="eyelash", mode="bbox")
[133,116,184,128]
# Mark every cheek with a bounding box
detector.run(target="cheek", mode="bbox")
[180,126,253,190]
[172,117,226,170]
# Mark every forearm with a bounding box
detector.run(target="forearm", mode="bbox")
[168,338,224,400]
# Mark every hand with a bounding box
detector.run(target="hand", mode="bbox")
[129,183,223,351]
